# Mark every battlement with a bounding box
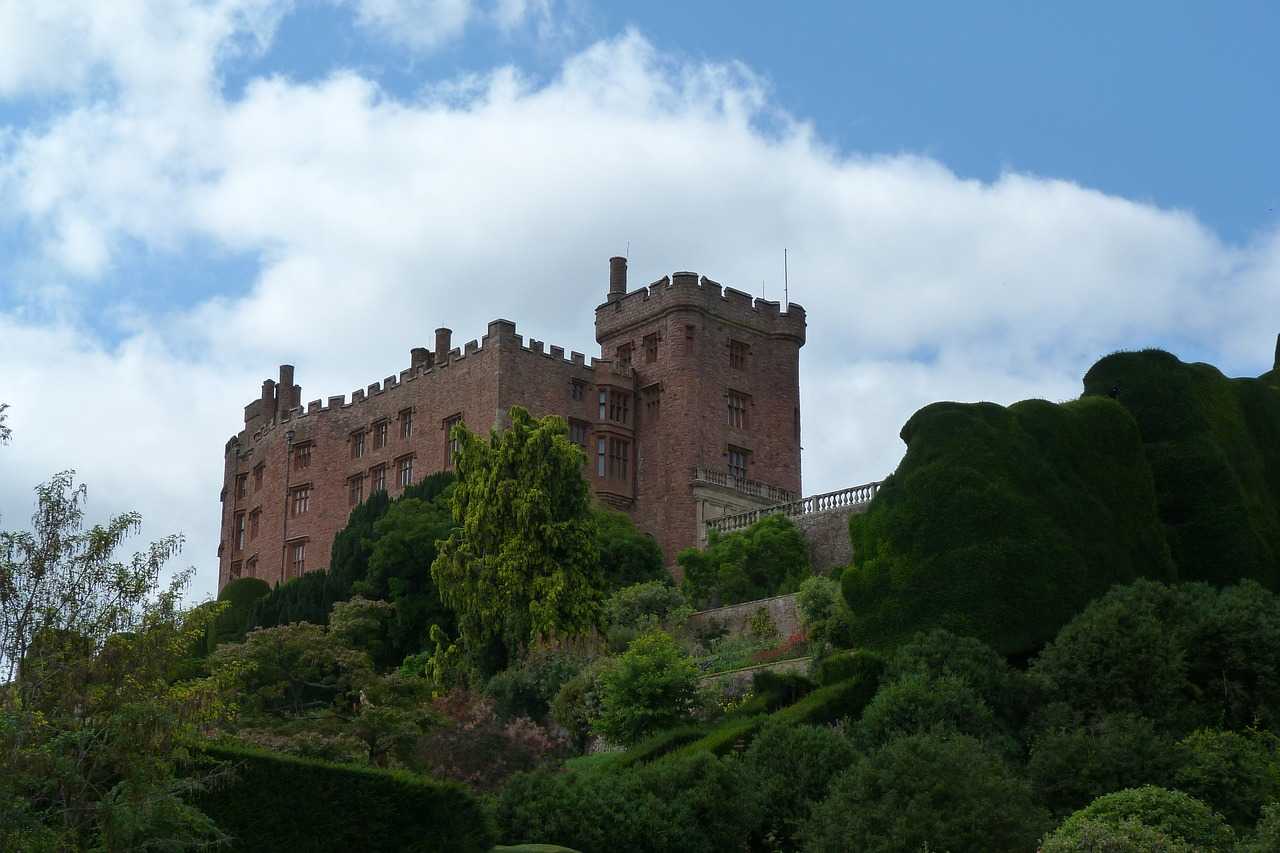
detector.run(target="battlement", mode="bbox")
[236,318,595,448]
[594,270,806,343]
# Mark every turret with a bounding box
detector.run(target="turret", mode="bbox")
[608,256,627,301]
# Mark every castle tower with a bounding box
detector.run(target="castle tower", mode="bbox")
[594,260,806,567]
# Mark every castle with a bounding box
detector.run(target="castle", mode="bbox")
[217,258,806,592]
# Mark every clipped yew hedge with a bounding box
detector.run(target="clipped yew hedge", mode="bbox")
[195,741,494,852]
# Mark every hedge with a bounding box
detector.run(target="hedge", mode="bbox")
[193,741,495,852]
[815,649,885,688]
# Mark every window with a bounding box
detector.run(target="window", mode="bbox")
[445,414,462,461]
[246,556,257,578]
[597,438,607,477]
[397,455,414,488]
[235,512,246,551]
[374,419,389,449]
[253,463,265,492]
[294,443,312,469]
[351,430,366,459]
[569,419,589,447]
[291,485,311,517]
[349,475,364,507]
[643,385,661,421]
[729,339,748,369]
[230,560,242,579]
[604,390,630,425]
[291,542,306,577]
[727,391,748,429]
[249,508,261,540]
[608,438,630,480]
[617,343,634,369]
[235,474,247,500]
[400,409,413,440]
[644,333,658,363]
[371,464,387,493]
[570,380,585,401]
[728,447,749,481]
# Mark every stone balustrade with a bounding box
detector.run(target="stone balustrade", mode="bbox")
[705,480,883,536]
[690,466,799,504]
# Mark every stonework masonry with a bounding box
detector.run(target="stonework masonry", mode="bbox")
[217,258,806,592]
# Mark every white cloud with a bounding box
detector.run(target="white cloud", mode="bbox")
[1,10,1277,603]
[349,0,474,50]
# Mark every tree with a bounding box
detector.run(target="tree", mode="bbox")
[678,514,809,609]
[800,730,1050,853]
[594,508,664,589]
[431,407,604,672]
[594,630,699,746]
[0,472,231,849]
[742,720,858,850]
[1044,786,1236,851]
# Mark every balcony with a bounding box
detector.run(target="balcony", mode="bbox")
[690,466,798,504]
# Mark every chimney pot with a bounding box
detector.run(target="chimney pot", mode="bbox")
[435,328,453,362]
[608,256,627,300]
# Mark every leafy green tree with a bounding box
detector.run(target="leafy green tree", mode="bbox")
[801,730,1050,853]
[551,657,615,753]
[856,673,1006,752]
[329,596,397,665]
[594,508,665,589]
[432,407,604,672]
[742,720,858,850]
[1238,803,1280,853]
[0,472,231,849]
[678,514,810,609]
[1173,729,1280,830]
[602,580,692,652]
[1028,712,1179,818]
[1044,786,1235,851]
[594,630,699,746]
[356,491,456,664]
[484,648,588,722]
[1040,818,1199,853]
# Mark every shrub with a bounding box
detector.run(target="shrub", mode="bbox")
[1045,786,1235,851]
[208,577,270,650]
[195,741,494,852]
[664,715,768,760]
[485,649,587,723]
[1027,713,1179,818]
[551,658,614,754]
[752,670,816,711]
[800,730,1050,853]
[772,673,880,728]
[856,673,1003,751]
[495,752,758,853]
[594,509,666,590]
[844,392,1174,657]
[594,631,699,746]
[742,720,857,850]
[678,514,810,609]
[1238,803,1280,853]
[751,632,807,665]
[1040,818,1199,853]
[795,576,841,629]
[886,629,1018,711]
[602,581,692,632]
[813,649,885,688]
[614,724,710,767]
[1173,729,1280,829]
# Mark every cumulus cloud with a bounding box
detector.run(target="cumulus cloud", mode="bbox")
[1,6,1277,601]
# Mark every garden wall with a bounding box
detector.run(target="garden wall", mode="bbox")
[687,593,801,639]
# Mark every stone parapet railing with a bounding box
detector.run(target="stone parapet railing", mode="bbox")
[690,466,798,504]
[705,480,883,536]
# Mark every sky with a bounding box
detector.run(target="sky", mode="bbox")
[1,0,1277,602]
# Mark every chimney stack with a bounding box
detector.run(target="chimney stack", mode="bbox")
[410,347,431,370]
[608,256,627,301]
[435,328,453,361]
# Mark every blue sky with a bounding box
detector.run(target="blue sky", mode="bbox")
[0,0,1277,599]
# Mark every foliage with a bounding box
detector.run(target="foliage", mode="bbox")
[485,648,588,723]
[432,407,604,674]
[813,649,886,688]
[856,673,1004,751]
[355,484,456,665]
[1028,712,1179,818]
[1172,728,1280,830]
[328,595,396,664]
[1040,817,1199,853]
[495,752,759,853]
[695,632,774,675]
[0,472,232,850]
[1237,803,1280,853]
[796,576,841,627]
[800,730,1050,853]
[1031,579,1280,733]
[210,621,375,716]
[844,393,1174,656]
[743,720,857,850]
[678,514,810,609]
[602,580,691,652]
[594,630,699,746]
[413,690,567,791]
[1045,786,1235,851]
[1083,349,1280,589]
[551,657,615,754]
[752,631,808,665]
[887,628,1033,729]
[208,576,270,650]
[594,509,665,590]
[195,740,495,852]
[752,669,816,711]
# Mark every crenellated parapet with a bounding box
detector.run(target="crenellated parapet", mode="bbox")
[594,269,806,343]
